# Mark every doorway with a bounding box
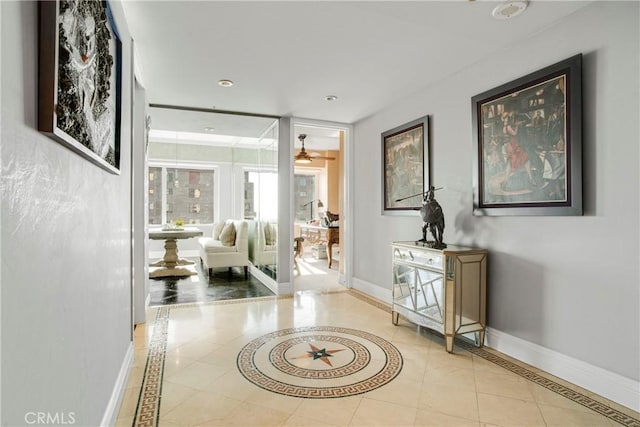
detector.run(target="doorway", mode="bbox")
[292,120,351,293]
[142,105,282,305]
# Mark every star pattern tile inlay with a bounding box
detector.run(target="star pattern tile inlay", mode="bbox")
[291,343,345,367]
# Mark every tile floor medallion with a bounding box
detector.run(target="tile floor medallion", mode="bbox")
[236,326,404,398]
[125,292,640,427]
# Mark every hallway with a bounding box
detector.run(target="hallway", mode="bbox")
[116,291,638,426]
[293,244,345,294]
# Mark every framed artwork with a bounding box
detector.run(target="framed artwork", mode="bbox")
[471,54,582,216]
[38,0,122,174]
[382,115,429,213]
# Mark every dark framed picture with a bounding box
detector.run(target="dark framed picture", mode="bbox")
[471,54,582,216]
[382,115,429,214]
[38,0,122,174]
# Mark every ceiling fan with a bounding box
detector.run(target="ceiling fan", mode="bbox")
[295,134,336,163]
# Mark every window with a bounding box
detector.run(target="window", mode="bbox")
[148,166,215,225]
[244,170,278,221]
[148,166,163,224]
[294,173,316,222]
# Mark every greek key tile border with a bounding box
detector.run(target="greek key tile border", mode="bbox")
[349,289,640,427]
[236,326,403,399]
[457,340,640,427]
[269,335,370,379]
[132,306,169,427]
[130,291,639,426]
[130,296,293,426]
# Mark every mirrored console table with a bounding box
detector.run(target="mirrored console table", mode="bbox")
[391,241,488,352]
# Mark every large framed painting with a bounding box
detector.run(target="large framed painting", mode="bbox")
[471,54,582,216]
[382,115,429,214]
[38,0,122,174]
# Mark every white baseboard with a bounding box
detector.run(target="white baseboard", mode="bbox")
[248,265,294,295]
[101,343,134,426]
[277,281,293,295]
[248,265,276,294]
[351,277,392,304]
[345,281,639,412]
[486,327,640,412]
[338,273,346,286]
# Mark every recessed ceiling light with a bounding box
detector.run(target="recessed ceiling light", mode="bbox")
[218,79,234,87]
[325,95,338,101]
[204,127,215,132]
[492,1,528,20]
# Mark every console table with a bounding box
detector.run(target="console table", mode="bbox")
[299,225,340,268]
[149,227,203,278]
[391,241,487,352]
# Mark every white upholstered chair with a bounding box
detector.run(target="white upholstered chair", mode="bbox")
[198,220,250,278]
[248,221,277,267]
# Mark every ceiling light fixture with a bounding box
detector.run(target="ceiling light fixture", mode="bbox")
[218,79,234,87]
[295,155,312,164]
[204,127,215,132]
[295,134,313,164]
[325,95,338,101]
[295,134,336,164]
[492,1,528,20]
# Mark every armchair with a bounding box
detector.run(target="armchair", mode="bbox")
[248,221,277,267]
[198,220,249,278]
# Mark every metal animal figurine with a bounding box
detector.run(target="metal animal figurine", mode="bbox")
[419,186,446,248]
[396,186,446,249]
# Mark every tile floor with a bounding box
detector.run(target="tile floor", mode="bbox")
[117,290,640,427]
[293,249,345,294]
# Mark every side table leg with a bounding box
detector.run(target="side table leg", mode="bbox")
[445,334,454,353]
[392,311,400,325]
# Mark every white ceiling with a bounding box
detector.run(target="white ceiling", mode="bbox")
[124,1,591,148]
[148,106,279,147]
[147,107,340,150]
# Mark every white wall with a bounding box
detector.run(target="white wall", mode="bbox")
[277,117,293,292]
[1,1,134,425]
[132,79,149,325]
[353,0,638,402]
